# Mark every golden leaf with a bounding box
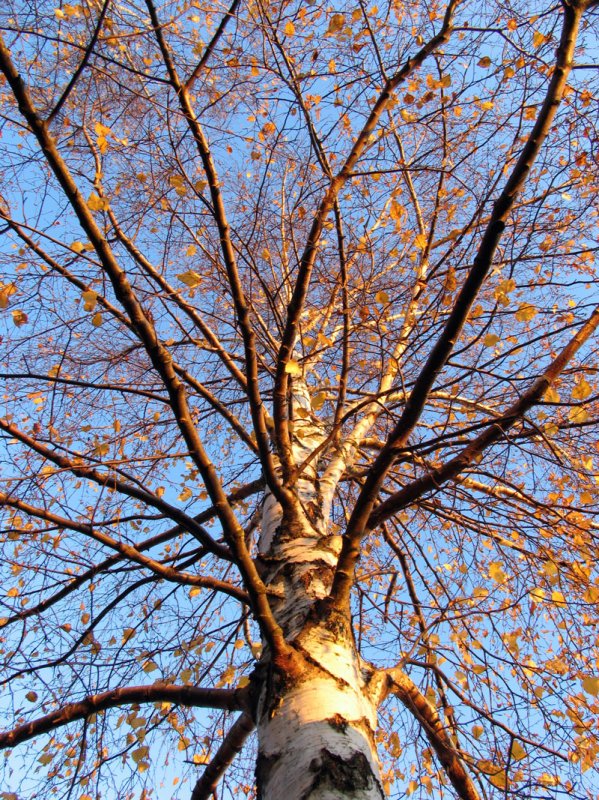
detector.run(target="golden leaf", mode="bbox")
[131,746,149,764]
[515,303,537,322]
[82,290,97,311]
[177,271,202,288]
[87,192,108,211]
[572,378,592,401]
[283,20,295,35]
[285,360,302,375]
[582,676,599,696]
[311,391,327,410]
[569,406,589,424]
[488,562,506,583]
[483,333,499,347]
[11,309,27,327]
[551,590,566,607]
[327,13,345,34]
[510,741,527,761]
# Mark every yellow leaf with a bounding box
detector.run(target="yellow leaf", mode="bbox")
[478,760,507,788]
[489,771,508,789]
[572,378,592,401]
[131,746,149,764]
[91,312,103,327]
[529,587,545,603]
[185,244,197,257]
[544,386,560,403]
[26,690,38,702]
[142,660,158,673]
[327,13,345,34]
[93,441,109,456]
[389,200,404,221]
[169,175,187,196]
[582,676,599,696]
[483,333,500,347]
[7,587,19,597]
[82,290,97,312]
[488,562,506,583]
[375,290,389,304]
[237,675,250,688]
[414,233,427,249]
[532,30,545,48]
[283,20,295,35]
[510,741,526,761]
[177,270,202,288]
[569,406,589,424]
[479,100,494,110]
[178,486,193,502]
[478,56,492,68]
[551,590,566,607]
[0,283,16,309]
[311,391,327,410]
[11,309,28,327]
[472,725,484,739]
[515,303,537,322]
[193,753,210,765]
[87,192,108,211]
[285,360,302,376]
[122,628,135,643]
[189,587,202,598]
[583,586,599,603]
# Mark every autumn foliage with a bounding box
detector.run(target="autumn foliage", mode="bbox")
[0,0,599,798]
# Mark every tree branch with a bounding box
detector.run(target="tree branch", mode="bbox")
[330,2,587,608]
[384,668,481,800]
[0,684,247,749]
[370,301,599,528]
[190,712,255,800]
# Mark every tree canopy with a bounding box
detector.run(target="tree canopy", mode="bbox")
[0,0,599,798]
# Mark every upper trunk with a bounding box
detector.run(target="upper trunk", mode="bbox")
[254,378,384,799]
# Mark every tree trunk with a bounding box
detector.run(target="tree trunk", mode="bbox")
[255,623,384,800]
[255,379,384,799]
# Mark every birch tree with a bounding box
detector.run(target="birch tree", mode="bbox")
[1,0,599,797]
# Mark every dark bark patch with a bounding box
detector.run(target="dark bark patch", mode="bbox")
[255,752,280,800]
[326,713,348,733]
[304,748,376,797]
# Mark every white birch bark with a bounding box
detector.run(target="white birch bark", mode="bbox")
[255,624,384,800]
[255,377,385,799]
